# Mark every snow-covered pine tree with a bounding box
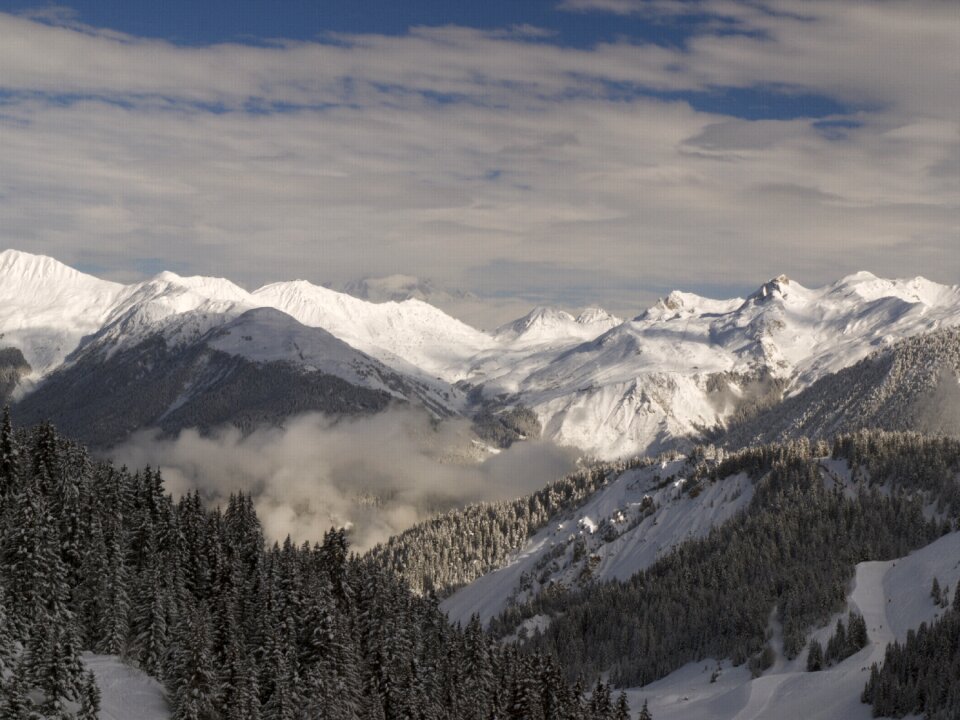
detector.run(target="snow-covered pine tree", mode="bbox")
[77,670,101,720]
[0,660,35,719]
[168,603,218,720]
[0,406,18,500]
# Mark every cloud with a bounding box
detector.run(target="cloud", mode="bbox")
[105,408,579,552]
[0,4,957,325]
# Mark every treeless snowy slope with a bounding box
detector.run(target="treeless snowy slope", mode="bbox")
[254,279,497,382]
[493,306,621,346]
[0,249,124,384]
[625,531,960,720]
[83,653,170,720]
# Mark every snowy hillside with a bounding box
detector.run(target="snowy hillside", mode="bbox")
[0,249,124,388]
[253,279,496,383]
[627,531,960,720]
[494,306,621,345]
[719,327,960,448]
[84,654,170,720]
[442,456,753,625]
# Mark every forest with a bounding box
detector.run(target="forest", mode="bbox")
[0,414,629,719]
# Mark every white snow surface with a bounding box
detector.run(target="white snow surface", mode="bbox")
[253,279,497,382]
[625,531,960,720]
[4,251,960,458]
[0,250,124,385]
[83,653,170,720]
[494,306,622,346]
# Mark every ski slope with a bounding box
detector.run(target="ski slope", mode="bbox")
[625,531,960,720]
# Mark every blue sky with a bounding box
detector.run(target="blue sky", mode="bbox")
[1,0,736,48]
[0,1,956,326]
[2,0,857,120]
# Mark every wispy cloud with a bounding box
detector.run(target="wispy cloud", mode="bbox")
[0,3,957,324]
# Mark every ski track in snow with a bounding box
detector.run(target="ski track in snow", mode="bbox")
[626,532,960,720]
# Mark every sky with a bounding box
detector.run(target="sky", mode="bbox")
[0,0,957,326]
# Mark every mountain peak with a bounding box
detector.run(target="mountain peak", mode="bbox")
[495,305,620,343]
[746,274,792,302]
[0,248,92,285]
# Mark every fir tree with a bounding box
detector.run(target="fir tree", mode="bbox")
[77,671,101,720]
[1,660,35,720]
[614,691,631,720]
[0,405,18,499]
[638,698,653,720]
[806,638,823,672]
[168,604,218,720]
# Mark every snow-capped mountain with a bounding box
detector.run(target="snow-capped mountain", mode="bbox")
[253,279,495,383]
[4,248,960,457]
[0,250,124,385]
[494,306,621,345]
[474,272,960,458]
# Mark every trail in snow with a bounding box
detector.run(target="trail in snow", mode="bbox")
[625,531,960,720]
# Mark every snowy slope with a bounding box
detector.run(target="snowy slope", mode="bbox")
[253,279,496,383]
[494,306,621,346]
[83,654,170,720]
[626,531,960,720]
[207,306,455,409]
[442,457,754,625]
[0,250,124,388]
[90,271,261,355]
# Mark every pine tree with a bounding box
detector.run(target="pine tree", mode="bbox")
[0,584,14,675]
[168,604,218,720]
[129,535,169,677]
[589,678,612,718]
[638,698,653,720]
[931,576,942,604]
[77,670,101,720]
[806,638,824,672]
[0,406,18,500]
[847,612,868,651]
[1,660,35,719]
[614,691,631,720]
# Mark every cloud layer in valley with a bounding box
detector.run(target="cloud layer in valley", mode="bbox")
[0,2,957,325]
[107,409,579,552]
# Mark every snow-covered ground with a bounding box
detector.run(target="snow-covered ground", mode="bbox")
[624,531,960,720]
[83,654,170,720]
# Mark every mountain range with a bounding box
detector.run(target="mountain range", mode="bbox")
[4,248,960,454]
